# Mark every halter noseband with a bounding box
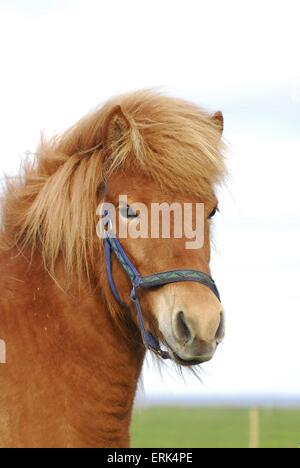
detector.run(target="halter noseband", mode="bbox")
[103,214,220,360]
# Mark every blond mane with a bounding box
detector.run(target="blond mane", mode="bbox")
[0,90,225,284]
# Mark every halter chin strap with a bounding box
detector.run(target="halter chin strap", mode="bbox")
[103,221,221,360]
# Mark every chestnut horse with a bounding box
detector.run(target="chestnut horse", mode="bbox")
[0,91,226,448]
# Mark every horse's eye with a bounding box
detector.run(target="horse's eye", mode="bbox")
[208,206,219,219]
[119,204,138,219]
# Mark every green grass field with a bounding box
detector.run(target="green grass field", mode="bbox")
[131,407,300,448]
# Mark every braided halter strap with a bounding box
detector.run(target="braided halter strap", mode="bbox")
[104,224,220,359]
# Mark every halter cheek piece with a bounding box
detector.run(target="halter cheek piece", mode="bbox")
[103,214,220,360]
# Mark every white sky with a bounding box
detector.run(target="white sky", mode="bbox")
[0,0,299,401]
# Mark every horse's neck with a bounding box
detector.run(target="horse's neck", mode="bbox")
[0,248,145,448]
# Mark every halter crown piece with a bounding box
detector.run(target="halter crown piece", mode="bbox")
[103,210,220,360]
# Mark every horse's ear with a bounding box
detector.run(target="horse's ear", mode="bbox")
[211,111,224,134]
[102,105,130,152]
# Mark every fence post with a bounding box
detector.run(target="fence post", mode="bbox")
[249,407,260,448]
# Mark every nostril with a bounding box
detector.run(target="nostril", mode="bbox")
[175,311,193,344]
[215,311,225,344]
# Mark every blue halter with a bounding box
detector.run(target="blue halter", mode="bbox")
[103,216,220,359]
